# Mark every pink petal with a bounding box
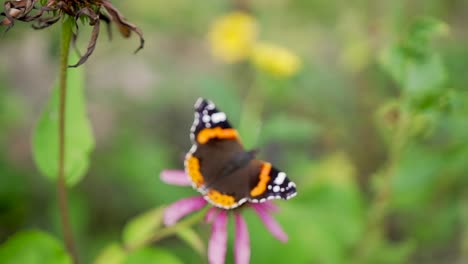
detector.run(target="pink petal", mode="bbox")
[205,207,219,223]
[262,201,280,213]
[251,204,288,242]
[160,170,192,186]
[208,210,228,264]
[164,196,207,226]
[234,213,250,264]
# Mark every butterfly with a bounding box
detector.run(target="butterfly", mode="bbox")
[184,98,297,209]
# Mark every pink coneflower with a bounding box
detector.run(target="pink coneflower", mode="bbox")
[160,170,288,264]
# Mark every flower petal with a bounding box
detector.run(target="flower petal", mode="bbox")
[160,170,192,186]
[208,210,228,264]
[234,213,250,264]
[251,204,288,242]
[205,207,219,223]
[164,196,207,226]
[262,201,279,213]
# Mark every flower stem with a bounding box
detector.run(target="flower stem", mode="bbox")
[232,0,251,11]
[57,17,79,264]
[460,194,468,263]
[236,65,264,149]
[125,206,210,252]
[352,105,411,263]
[238,85,263,148]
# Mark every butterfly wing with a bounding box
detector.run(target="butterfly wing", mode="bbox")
[189,98,237,144]
[185,98,297,209]
[247,161,297,203]
[185,98,249,209]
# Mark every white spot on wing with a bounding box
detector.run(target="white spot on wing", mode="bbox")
[194,98,204,108]
[189,144,197,154]
[273,186,280,192]
[238,198,247,204]
[274,172,287,185]
[207,103,216,110]
[287,192,297,199]
[192,113,199,130]
[202,115,211,123]
[211,112,226,123]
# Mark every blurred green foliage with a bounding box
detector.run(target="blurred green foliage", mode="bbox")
[0,230,71,264]
[1,0,468,263]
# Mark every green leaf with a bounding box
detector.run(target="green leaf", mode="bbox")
[122,207,165,249]
[93,243,126,264]
[32,57,95,186]
[175,227,205,256]
[405,54,446,97]
[124,247,183,264]
[0,230,71,264]
[380,50,446,100]
[379,17,449,106]
[379,46,407,86]
[404,17,449,58]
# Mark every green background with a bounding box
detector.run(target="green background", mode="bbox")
[0,0,467,263]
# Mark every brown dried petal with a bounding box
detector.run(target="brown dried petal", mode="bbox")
[1,8,20,25]
[32,14,61,29]
[69,7,100,67]
[101,0,144,53]
[2,0,41,29]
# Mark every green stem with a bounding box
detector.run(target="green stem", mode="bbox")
[238,84,263,148]
[57,17,78,264]
[352,104,411,263]
[236,65,265,149]
[232,0,251,11]
[461,194,468,263]
[125,206,210,252]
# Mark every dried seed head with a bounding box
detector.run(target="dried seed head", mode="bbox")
[1,0,144,67]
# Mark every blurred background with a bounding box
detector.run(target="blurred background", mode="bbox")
[1,0,468,263]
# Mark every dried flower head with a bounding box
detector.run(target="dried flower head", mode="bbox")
[1,0,144,67]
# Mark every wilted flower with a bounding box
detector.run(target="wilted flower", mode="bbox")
[1,0,144,67]
[161,170,288,264]
[208,11,257,63]
[251,42,301,78]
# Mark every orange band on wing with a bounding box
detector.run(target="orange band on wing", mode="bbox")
[186,155,204,188]
[207,189,236,207]
[250,162,272,197]
[197,127,238,144]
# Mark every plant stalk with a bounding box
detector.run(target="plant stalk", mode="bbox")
[57,17,79,264]
[125,206,210,252]
[352,105,411,263]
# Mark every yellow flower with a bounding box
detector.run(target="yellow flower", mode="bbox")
[251,43,301,78]
[208,11,258,63]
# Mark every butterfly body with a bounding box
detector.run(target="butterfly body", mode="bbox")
[185,98,297,209]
